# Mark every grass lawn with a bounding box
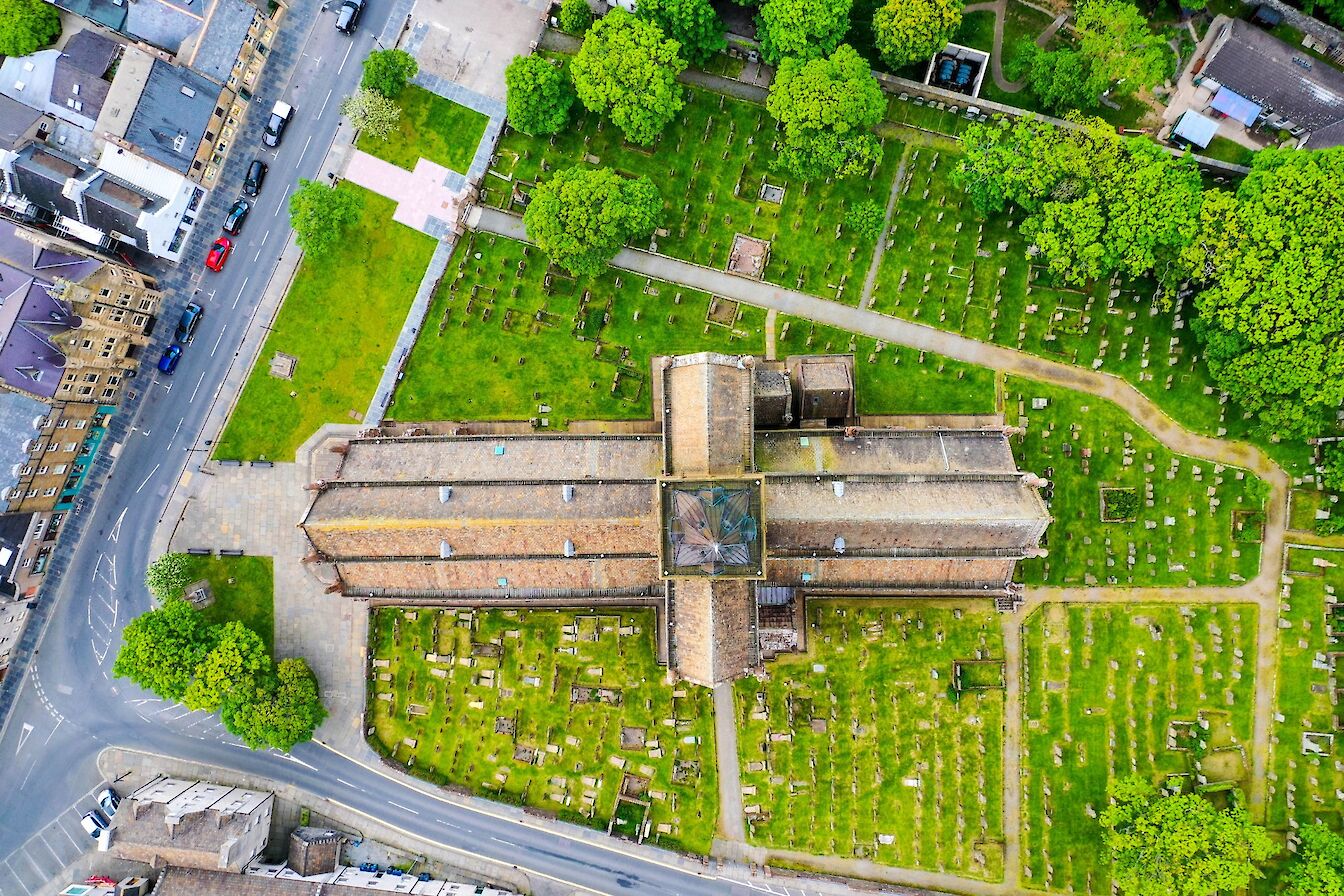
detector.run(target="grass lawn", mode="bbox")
[367,607,718,854]
[388,234,998,423]
[214,186,436,460]
[1199,136,1258,167]
[1006,376,1267,587]
[1021,602,1259,894]
[736,601,1006,879]
[356,85,489,173]
[487,86,902,304]
[867,144,1312,477]
[177,555,274,652]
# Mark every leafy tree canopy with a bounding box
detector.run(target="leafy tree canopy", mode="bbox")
[505,55,576,136]
[1008,41,1098,114]
[340,88,401,140]
[523,166,662,276]
[766,44,886,181]
[559,0,594,34]
[1321,444,1344,494]
[756,0,854,65]
[1283,824,1344,896]
[224,658,328,752]
[1099,776,1276,896]
[145,553,194,602]
[0,0,61,58]
[1073,0,1169,101]
[360,49,418,98]
[635,0,726,65]
[1184,147,1344,439]
[570,9,687,145]
[843,199,887,238]
[182,621,271,713]
[112,599,216,703]
[872,0,963,69]
[289,180,364,259]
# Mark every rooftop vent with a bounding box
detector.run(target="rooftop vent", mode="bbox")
[563,539,575,557]
[438,485,452,503]
[562,484,574,503]
[12,82,24,92]
[172,132,186,153]
[180,86,196,98]
[438,540,452,559]
[833,536,846,554]
[832,480,845,498]
[72,84,81,95]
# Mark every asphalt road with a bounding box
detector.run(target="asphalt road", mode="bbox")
[0,7,864,896]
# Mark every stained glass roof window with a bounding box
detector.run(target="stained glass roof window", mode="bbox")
[662,481,763,577]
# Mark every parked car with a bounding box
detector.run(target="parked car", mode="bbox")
[97,788,120,817]
[80,811,109,838]
[175,302,203,344]
[158,344,182,375]
[262,101,293,147]
[223,199,250,235]
[205,237,232,271]
[336,0,364,33]
[243,159,268,196]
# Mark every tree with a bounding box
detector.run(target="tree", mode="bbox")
[523,166,662,276]
[569,9,686,145]
[182,621,271,713]
[1185,147,1344,440]
[1321,444,1344,493]
[224,658,327,752]
[872,0,963,69]
[0,0,61,58]
[756,0,854,64]
[360,48,418,98]
[635,0,726,65]
[1073,0,1169,102]
[559,0,594,35]
[766,45,886,181]
[340,89,401,140]
[289,180,364,258]
[1009,42,1097,114]
[145,553,193,601]
[843,199,886,238]
[505,55,576,136]
[112,599,216,702]
[1284,824,1344,896]
[1099,775,1276,896]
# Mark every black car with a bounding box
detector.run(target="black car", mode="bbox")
[336,0,364,33]
[223,199,250,235]
[262,101,293,148]
[175,302,203,344]
[243,159,267,196]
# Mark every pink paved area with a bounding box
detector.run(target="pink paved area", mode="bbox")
[342,150,468,234]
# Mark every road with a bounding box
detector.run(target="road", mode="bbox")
[0,5,880,896]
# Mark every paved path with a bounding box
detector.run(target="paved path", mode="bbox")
[962,0,1069,94]
[712,684,747,842]
[343,151,470,235]
[859,144,912,309]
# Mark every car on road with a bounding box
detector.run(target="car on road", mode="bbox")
[97,788,120,817]
[223,199,250,235]
[243,159,268,196]
[175,302,203,344]
[335,0,364,33]
[80,811,109,838]
[205,237,232,272]
[262,101,293,147]
[158,344,182,375]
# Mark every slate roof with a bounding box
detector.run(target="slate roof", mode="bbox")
[10,147,84,221]
[1304,117,1344,148]
[0,96,42,152]
[0,263,76,398]
[123,59,217,174]
[50,30,120,124]
[0,392,46,503]
[0,512,36,590]
[1202,19,1344,132]
[82,176,157,249]
[192,0,257,84]
[0,223,101,282]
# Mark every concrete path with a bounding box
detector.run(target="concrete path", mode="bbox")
[858,144,912,309]
[712,684,747,842]
[962,0,1069,95]
[342,151,469,236]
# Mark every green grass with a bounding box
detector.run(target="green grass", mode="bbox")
[389,233,998,423]
[177,555,275,653]
[367,607,718,854]
[868,144,1313,477]
[736,601,1006,879]
[1199,136,1258,167]
[357,85,489,172]
[1006,376,1267,587]
[215,186,436,460]
[488,86,902,303]
[1021,602,1259,894]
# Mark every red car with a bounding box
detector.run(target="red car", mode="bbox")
[205,237,232,272]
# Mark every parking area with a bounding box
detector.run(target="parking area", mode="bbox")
[0,783,123,896]
[407,0,547,101]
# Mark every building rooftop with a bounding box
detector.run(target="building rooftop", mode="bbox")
[1202,19,1344,132]
[663,352,754,477]
[335,435,663,483]
[0,264,77,399]
[0,511,35,592]
[190,0,257,84]
[0,95,43,152]
[50,30,120,126]
[0,392,47,507]
[123,59,218,175]
[755,428,1019,475]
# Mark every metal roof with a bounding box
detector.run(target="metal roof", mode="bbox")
[1173,109,1221,148]
[1209,87,1262,127]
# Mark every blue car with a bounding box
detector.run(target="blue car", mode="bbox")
[158,344,182,374]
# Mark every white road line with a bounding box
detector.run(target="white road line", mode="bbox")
[488,837,516,848]
[301,134,313,158]
[3,857,36,895]
[108,507,126,543]
[190,370,208,403]
[54,817,83,849]
[336,778,357,788]
[338,41,354,74]
[254,247,264,262]
[434,819,461,830]
[234,275,250,310]
[134,463,161,494]
[320,88,333,116]
[211,325,229,355]
[386,801,418,815]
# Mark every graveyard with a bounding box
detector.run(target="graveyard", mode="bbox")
[366,607,719,854]
[485,86,901,303]
[735,602,1007,880]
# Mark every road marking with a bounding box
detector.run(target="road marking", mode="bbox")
[190,370,208,403]
[434,819,461,830]
[301,134,313,158]
[15,723,32,754]
[488,837,516,848]
[108,507,126,543]
[233,275,250,309]
[338,41,354,74]
[336,778,356,788]
[320,88,333,116]
[3,858,36,895]
[386,801,418,815]
[134,463,162,494]
[212,324,229,355]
